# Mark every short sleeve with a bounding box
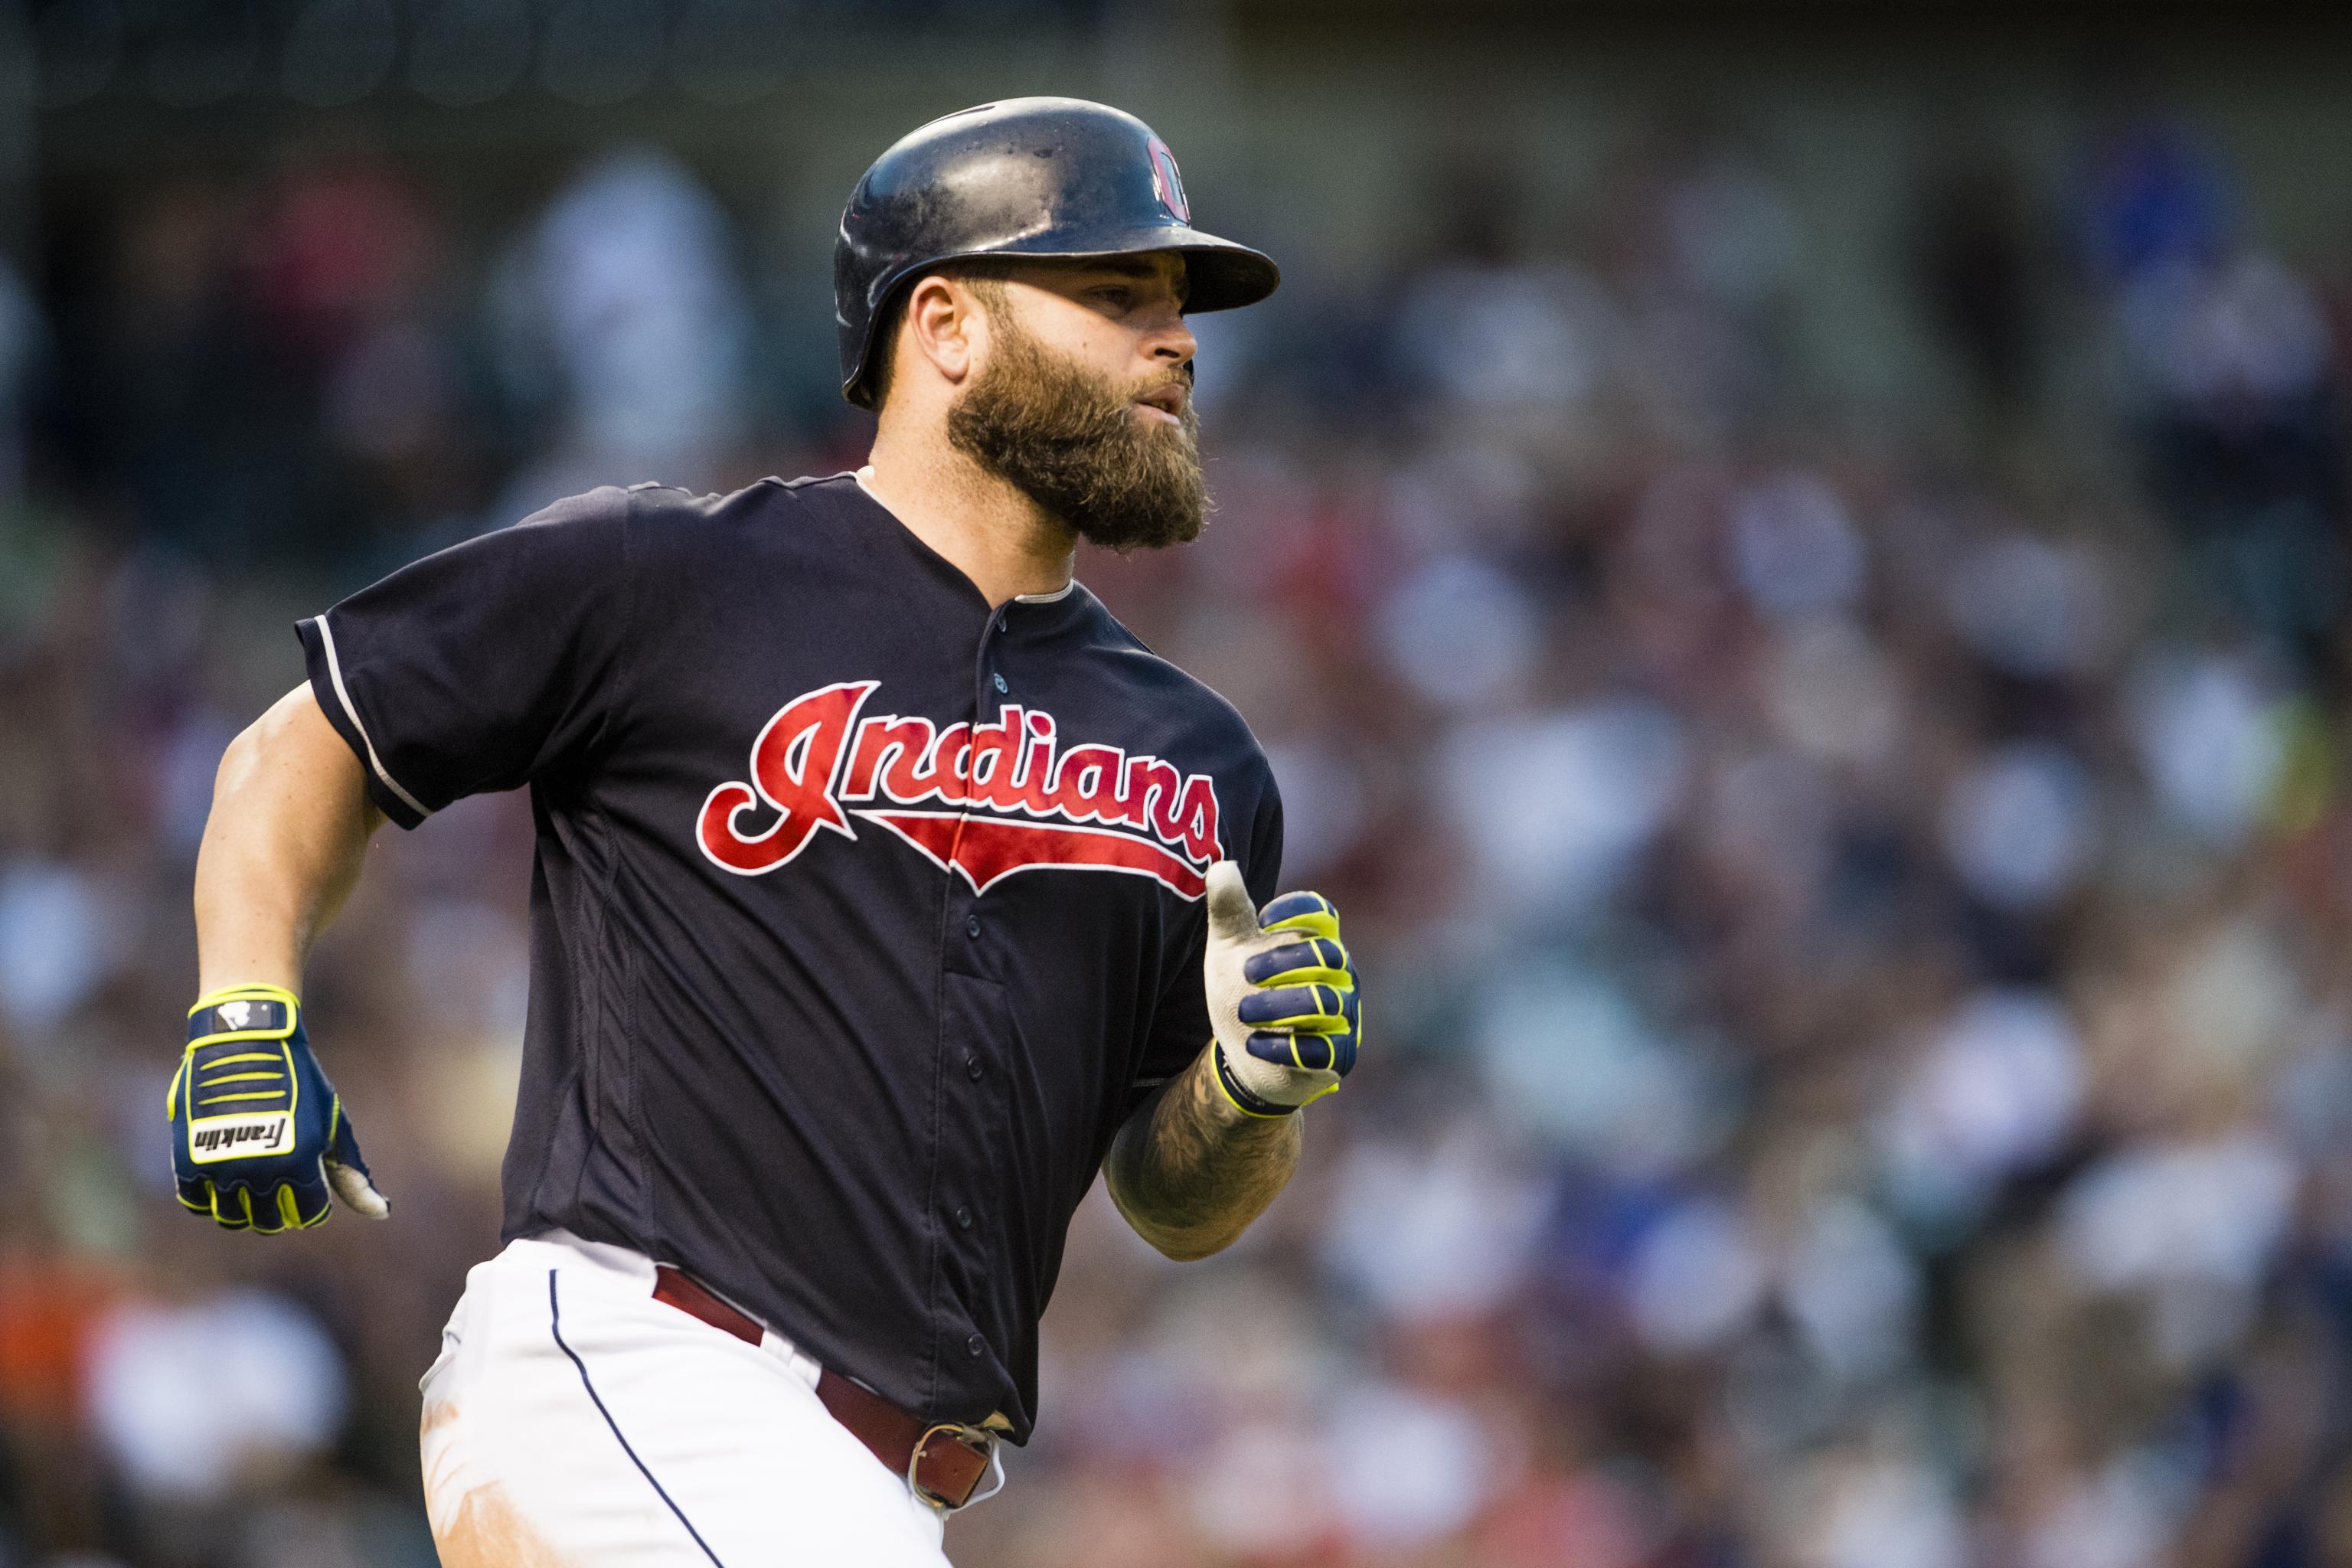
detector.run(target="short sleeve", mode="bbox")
[1125,772,1285,1114]
[297,486,633,828]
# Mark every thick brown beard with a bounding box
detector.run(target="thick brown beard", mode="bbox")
[945,314,1208,554]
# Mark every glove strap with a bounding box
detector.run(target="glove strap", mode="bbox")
[188,982,301,1017]
[186,984,300,1047]
[1212,1044,1300,1119]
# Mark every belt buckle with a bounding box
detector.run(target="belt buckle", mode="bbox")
[907,1421,1001,1512]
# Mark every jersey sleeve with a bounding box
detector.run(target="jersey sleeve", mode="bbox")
[1125,770,1285,1114]
[296,486,634,828]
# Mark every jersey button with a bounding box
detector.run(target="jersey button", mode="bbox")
[954,1205,974,1230]
[965,1054,985,1081]
[992,672,1008,694]
[965,914,982,939]
[966,1334,985,1358]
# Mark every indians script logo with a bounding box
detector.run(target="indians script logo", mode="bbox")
[697,681,1220,899]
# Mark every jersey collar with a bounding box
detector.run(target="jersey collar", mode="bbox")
[851,468,1080,609]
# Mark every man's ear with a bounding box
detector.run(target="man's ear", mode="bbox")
[900,274,985,389]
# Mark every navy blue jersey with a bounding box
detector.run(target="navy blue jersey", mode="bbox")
[297,475,1282,1441]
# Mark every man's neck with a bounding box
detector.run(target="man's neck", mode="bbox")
[860,431,1076,609]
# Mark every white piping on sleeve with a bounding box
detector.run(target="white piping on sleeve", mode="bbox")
[309,616,433,822]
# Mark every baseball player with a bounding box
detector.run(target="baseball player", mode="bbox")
[175,99,1361,1565]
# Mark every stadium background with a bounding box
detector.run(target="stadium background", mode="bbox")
[5,2,2352,1564]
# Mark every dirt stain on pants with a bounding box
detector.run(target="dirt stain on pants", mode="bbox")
[423,1400,573,1568]
[431,1481,576,1568]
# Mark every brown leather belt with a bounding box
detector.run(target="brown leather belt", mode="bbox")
[650,1265,993,1510]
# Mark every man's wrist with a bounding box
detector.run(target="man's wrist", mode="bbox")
[195,959,304,1002]
[1210,1041,1302,1119]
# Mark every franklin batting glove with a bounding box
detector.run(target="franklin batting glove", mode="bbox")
[168,985,388,1233]
[1202,861,1362,1118]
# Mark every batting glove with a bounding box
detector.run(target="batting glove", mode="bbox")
[1204,860,1361,1117]
[168,985,387,1233]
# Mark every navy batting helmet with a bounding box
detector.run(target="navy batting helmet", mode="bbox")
[832,97,1281,410]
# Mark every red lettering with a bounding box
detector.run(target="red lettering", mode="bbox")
[697,681,874,874]
[1122,757,1181,836]
[842,715,933,802]
[698,683,1226,894]
[967,707,1023,810]
[1049,743,1127,823]
[1174,774,1221,863]
[929,724,974,805]
[888,720,963,803]
[1013,711,1057,812]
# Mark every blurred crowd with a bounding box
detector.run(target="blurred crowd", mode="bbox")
[5,94,2352,1568]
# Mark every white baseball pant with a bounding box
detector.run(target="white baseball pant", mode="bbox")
[419,1230,960,1567]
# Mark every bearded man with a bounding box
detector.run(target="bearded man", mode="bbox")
[173,99,1364,1566]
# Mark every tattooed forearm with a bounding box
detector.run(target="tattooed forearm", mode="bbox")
[1105,1042,1304,1261]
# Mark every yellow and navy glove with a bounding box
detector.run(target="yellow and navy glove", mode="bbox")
[168,985,387,1233]
[1203,861,1361,1117]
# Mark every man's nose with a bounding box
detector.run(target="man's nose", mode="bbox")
[1145,315,1197,366]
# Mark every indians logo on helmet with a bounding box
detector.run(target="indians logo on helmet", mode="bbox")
[1146,137,1190,224]
[697,681,1221,898]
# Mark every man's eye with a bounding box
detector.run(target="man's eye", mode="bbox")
[1094,287,1132,308]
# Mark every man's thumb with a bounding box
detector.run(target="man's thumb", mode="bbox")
[1205,861,1258,942]
[327,1159,390,1220]
[326,1113,389,1219]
